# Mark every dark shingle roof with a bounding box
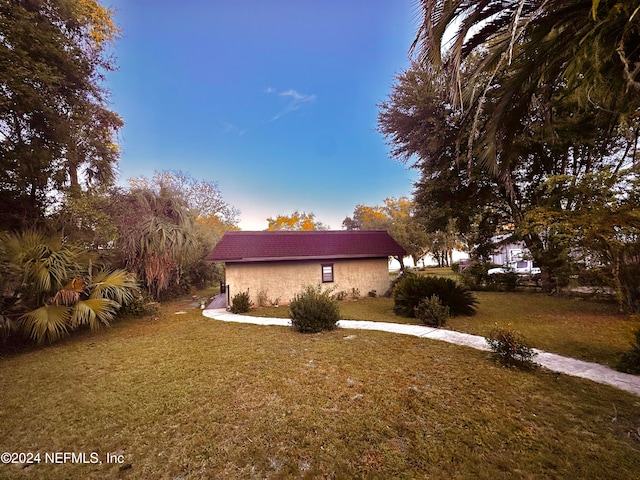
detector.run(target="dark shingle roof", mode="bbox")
[205,230,407,263]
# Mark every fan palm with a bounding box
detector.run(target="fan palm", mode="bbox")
[3,229,86,304]
[1,230,139,343]
[413,0,640,98]
[116,188,200,298]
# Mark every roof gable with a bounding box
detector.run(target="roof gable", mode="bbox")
[205,230,407,263]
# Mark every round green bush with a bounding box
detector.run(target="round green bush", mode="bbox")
[230,290,252,314]
[393,272,477,317]
[414,295,450,327]
[289,285,340,333]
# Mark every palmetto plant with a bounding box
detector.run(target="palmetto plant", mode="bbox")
[116,188,200,299]
[393,272,477,317]
[1,230,139,344]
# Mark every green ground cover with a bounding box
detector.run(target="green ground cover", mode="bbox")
[1,296,639,479]
[252,288,638,368]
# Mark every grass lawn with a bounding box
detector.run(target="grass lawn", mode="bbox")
[3,297,639,479]
[253,291,639,369]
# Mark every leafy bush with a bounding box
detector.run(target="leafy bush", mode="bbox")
[289,285,340,333]
[350,287,360,299]
[617,327,640,374]
[458,261,491,289]
[230,290,252,314]
[117,291,159,319]
[488,272,519,292]
[368,290,377,298]
[575,267,614,289]
[393,273,477,317]
[486,325,538,369]
[414,296,450,327]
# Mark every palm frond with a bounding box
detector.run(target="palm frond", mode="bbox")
[89,269,139,305]
[19,305,72,344]
[71,298,119,330]
[2,229,85,298]
[0,315,18,341]
[52,277,85,306]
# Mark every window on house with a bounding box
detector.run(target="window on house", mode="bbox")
[321,264,334,283]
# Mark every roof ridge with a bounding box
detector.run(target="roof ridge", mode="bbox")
[206,230,406,263]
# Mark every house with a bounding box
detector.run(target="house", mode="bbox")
[489,234,530,266]
[205,230,407,306]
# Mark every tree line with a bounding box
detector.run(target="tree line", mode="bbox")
[0,1,239,344]
[379,0,640,311]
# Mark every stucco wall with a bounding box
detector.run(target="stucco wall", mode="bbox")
[225,258,391,305]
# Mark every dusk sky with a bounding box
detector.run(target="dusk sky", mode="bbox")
[104,0,420,230]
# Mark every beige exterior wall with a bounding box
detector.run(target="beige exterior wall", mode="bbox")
[225,258,391,306]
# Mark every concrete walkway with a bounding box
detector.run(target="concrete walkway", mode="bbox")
[202,308,640,397]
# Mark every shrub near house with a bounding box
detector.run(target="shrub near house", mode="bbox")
[289,285,340,333]
[393,273,477,319]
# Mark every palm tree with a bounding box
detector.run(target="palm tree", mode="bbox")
[1,230,139,344]
[115,188,200,299]
[411,0,640,169]
[413,0,640,96]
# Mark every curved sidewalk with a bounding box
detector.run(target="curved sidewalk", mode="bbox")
[202,309,640,397]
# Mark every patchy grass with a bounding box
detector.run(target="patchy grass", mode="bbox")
[251,293,639,368]
[413,266,459,279]
[0,298,639,479]
[448,292,637,367]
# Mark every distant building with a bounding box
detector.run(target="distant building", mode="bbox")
[489,234,531,265]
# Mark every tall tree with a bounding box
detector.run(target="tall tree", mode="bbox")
[379,57,639,291]
[0,0,122,229]
[342,204,390,231]
[343,197,432,266]
[128,170,240,226]
[267,211,327,231]
[378,62,503,259]
[521,169,640,311]
[116,170,239,298]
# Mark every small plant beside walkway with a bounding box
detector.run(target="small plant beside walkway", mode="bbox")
[486,324,538,369]
[289,285,340,333]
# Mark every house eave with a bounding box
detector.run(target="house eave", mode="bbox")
[210,254,399,264]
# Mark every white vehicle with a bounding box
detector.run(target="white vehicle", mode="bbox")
[488,260,541,276]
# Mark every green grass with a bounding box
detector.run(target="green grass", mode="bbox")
[413,266,460,279]
[251,292,639,368]
[448,291,637,366]
[1,297,639,479]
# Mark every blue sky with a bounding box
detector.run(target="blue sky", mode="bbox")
[104,0,419,230]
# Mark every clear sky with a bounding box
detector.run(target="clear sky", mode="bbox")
[104,0,419,230]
